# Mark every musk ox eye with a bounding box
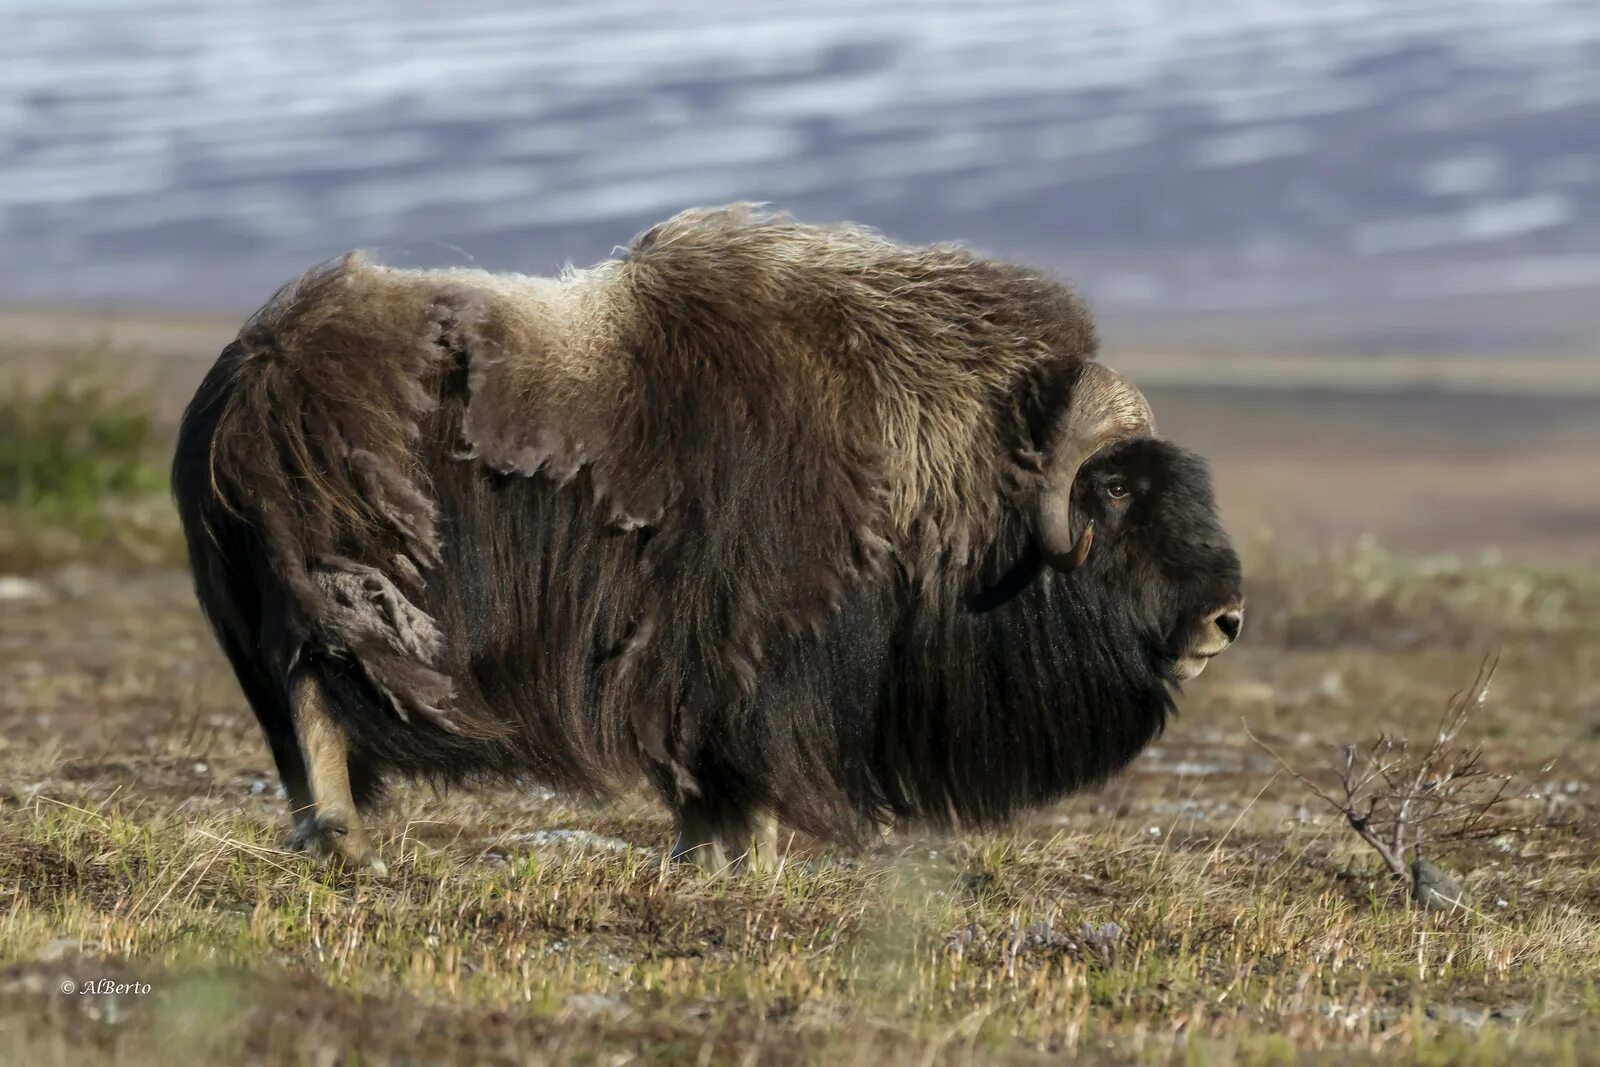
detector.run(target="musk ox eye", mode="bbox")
[1104,477,1130,501]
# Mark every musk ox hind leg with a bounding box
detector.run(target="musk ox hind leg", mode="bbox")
[671,801,780,873]
[285,669,387,876]
[265,721,317,847]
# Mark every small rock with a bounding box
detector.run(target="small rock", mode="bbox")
[946,923,980,951]
[51,564,99,599]
[1425,1003,1487,1027]
[501,829,631,853]
[1019,919,1072,949]
[1079,921,1124,955]
[1412,854,1471,912]
[0,576,48,602]
[36,939,82,963]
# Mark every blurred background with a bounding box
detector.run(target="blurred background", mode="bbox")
[4,0,1599,354]
[2,0,1599,563]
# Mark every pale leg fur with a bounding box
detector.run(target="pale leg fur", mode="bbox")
[286,670,387,875]
[671,805,781,873]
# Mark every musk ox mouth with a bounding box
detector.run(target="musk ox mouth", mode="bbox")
[1168,652,1217,682]
[1167,602,1244,682]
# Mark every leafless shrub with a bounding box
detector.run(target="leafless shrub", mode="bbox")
[1248,656,1547,910]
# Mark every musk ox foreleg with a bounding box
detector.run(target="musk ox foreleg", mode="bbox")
[671,802,780,873]
[285,669,387,875]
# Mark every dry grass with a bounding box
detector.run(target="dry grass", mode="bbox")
[3,757,1597,1065]
[2,374,1598,1065]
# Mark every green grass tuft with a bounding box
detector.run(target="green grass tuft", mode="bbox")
[0,372,179,570]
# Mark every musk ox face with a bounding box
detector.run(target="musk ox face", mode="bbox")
[1071,437,1244,682]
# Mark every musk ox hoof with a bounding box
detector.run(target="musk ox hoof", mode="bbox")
[288,815,388,877]
[670,808,780,874]
[669,837,735,873]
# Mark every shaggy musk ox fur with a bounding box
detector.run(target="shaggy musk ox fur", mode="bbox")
[173,205,1243,865]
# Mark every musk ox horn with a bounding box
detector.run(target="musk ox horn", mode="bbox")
[1036,363,1154,573]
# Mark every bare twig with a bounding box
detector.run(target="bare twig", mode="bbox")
[1246,726,1408,877]
[1247,654,1539,904]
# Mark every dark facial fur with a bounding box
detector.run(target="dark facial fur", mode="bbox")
[1069,438,1244,679]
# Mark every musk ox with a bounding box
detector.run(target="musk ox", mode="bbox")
[173,205,1243,873]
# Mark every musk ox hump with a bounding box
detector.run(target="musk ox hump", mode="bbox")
[440,278,671,531]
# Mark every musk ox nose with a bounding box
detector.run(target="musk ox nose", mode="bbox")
[1213,607,1244,644]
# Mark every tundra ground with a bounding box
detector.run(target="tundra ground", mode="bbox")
[1,339,1598,1066]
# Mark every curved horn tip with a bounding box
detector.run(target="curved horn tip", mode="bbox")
[1045,520,1094,574]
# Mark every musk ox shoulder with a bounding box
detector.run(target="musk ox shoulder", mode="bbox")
[172,205,1243,872]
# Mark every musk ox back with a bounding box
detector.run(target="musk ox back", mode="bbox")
[173,205,1243,872]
